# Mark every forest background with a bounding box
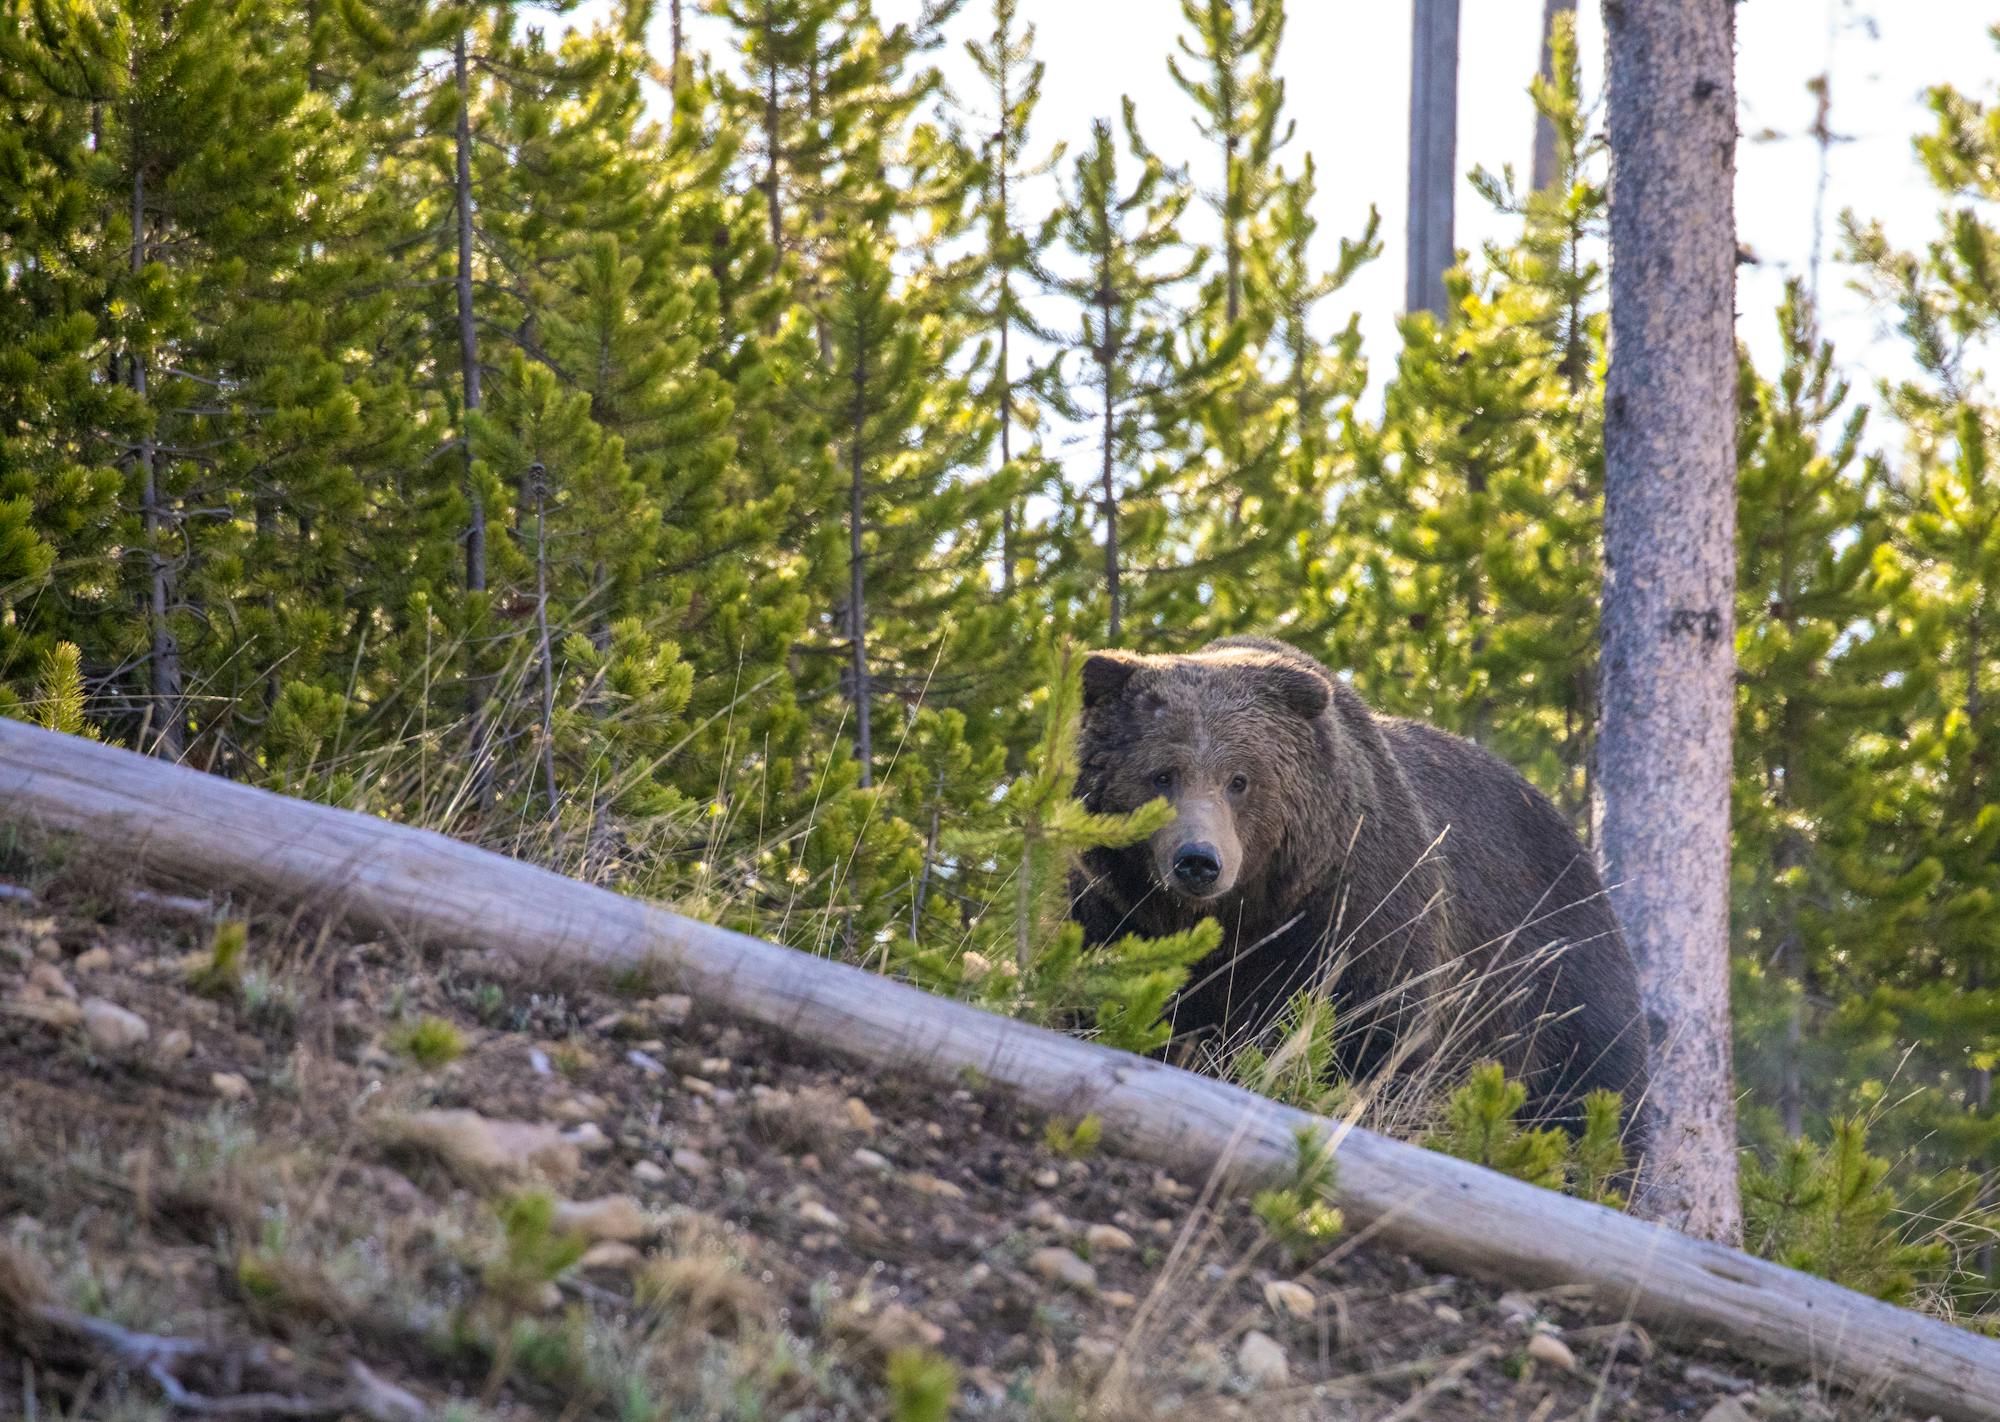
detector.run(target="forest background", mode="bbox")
[6,0,2000,1318]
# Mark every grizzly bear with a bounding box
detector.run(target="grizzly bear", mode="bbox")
[1069,635,1649,1137]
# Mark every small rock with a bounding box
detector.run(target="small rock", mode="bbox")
[80,997,149,1054]
[1031,1166,1060,1189]
[651,993,692,1025]
[72,947,112,974]
[29,962,75,1000]
[565,1122,611,1154]
[625,1048,667,1076]
[154,1028,193,1064]
[1153,1172,1188,1199]
[1495,1291,1539,1325]
[852,1148,890,1172]
[210,1071,253,1101]
[578,1241,644,1273]
[798,1200,842,1230]
[1699,1400,1755,1422]
[1237,1330,1290,1388]
[1433,1303,1463,1325]
[1085,1223,1134,1253]
[1263,1279,1316,1319]
[376,1109,580,1186]
[34,935,60,961]
[553,1194,649,1243]
[1101,1289,1137,1308]
[1025,1200,1072,1232]
[4,996,81,1030]
[631,1160,669,1187]
[844,1097,878,1135]
[698,1056,731,1076]
[528,1047,552,1076]
[1526,1333,1577,1372]
[903,1171,964,1200]
[551,1094,608,1122]
[681,1075,715,1097]
[1028,1247,1095,1293]
[671,1147,711,1177]
[1684,1363,1754,1394]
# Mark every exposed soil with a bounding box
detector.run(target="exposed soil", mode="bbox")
[0,836,1922,1420]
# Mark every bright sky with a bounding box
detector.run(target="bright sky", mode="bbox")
[663,1,2000,417]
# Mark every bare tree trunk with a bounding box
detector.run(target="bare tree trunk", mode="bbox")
[847,347,872,787]
[531,464,559,819]
[131,168,182,760]
[1098,313,1121,644]
[1531,0,1578,191]
[1596,0,1742,1245]
[669,0,684,95]
[454,30,485,597]
[1404,0,1459,318]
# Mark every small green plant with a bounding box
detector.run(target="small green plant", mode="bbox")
[187,920,249,998]
[28,642,99,739]
[1232,991,1348,1114]
[885,1348,958,1422]
[1570,1089,1630,1207]
[1426,1063,1568,1191]
[390,1015,468,1069]
[1743,1116,1948,1304]
[1252,1127,1345,1265]
[480,1193,590,1400]
[1042,1113,1102,1159]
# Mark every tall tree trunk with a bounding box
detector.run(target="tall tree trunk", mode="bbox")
[1404,0,1459,319]
[847,347,872,787]
[669,0,684,94]
[131,167,182,760]
[1531,0,1578,191]
[1098,289,1121,644]
[454,29,485,597]
[1596,0,1742,1245]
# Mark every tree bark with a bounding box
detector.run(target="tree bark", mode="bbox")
[1404,0,1459,318]
[1531,0,1579,192]
[131,166,183,760]
[4,719,2000,1422]
[1596,0,1743,1245]
[847,343,872,786]
[454,29,485,597]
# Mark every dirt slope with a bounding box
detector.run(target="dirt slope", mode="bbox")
[0,838,1917,1421]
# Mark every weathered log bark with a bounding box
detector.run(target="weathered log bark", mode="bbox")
[2,722,1997,1420]
[1596,0,1744,1245]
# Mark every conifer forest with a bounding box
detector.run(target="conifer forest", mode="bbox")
[8,0,2000,1323]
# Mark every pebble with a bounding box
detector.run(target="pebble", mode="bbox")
[845,1097,878,1134]
[651,994,692,1025]
[80,997,149,1053]
[698,1056,731,1076]
[1102,1289,1137,1308]
[210,1071,253,1101]
[631,1160,669,1187]
[1085,1223,1134,1253]
[1699,1401,1756,1422]
[1526,1333,1577,1372]
[565,1122,611,1154]
[528,1047,552,1076]
[72,947,112,974]
[680,1075,715,1097]
[1263,1279,1316,1319]
[1237,1330,1290,1388]
[29,962,75,1000]
[625,1048,667,1076]
[852,1148,890,1172]
[553,1195,649,1243]
[1496,1291,1539,1325]
[154,1028,193,1064]
[1032,1167,1060,1189]
[797,1200,842,1230]
[1025,1200,1072,1232]
[903,1171,964,1200]
[1028,1247,1095,1293]
[1433,1303,1463,1325]
[578,1241,643,1273]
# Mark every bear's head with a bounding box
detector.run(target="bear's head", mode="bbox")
[1076,642,1333,909]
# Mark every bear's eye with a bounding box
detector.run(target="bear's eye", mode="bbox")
[1150,768,1176,794]
[1228,773,1250,795]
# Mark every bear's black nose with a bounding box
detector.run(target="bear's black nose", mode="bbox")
[1172,843,1222,893]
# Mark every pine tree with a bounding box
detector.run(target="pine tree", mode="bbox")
[1045,106,1220,645]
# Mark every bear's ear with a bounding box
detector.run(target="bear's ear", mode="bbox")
[1256,661,1331,720]
[1080,651,1144,710]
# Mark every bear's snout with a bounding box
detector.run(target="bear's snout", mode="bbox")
[1171,842,1223,894]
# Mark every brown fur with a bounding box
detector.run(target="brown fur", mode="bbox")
[1070,636,1649,1135]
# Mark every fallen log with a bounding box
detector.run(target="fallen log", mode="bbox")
[3,721,1996,1419]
